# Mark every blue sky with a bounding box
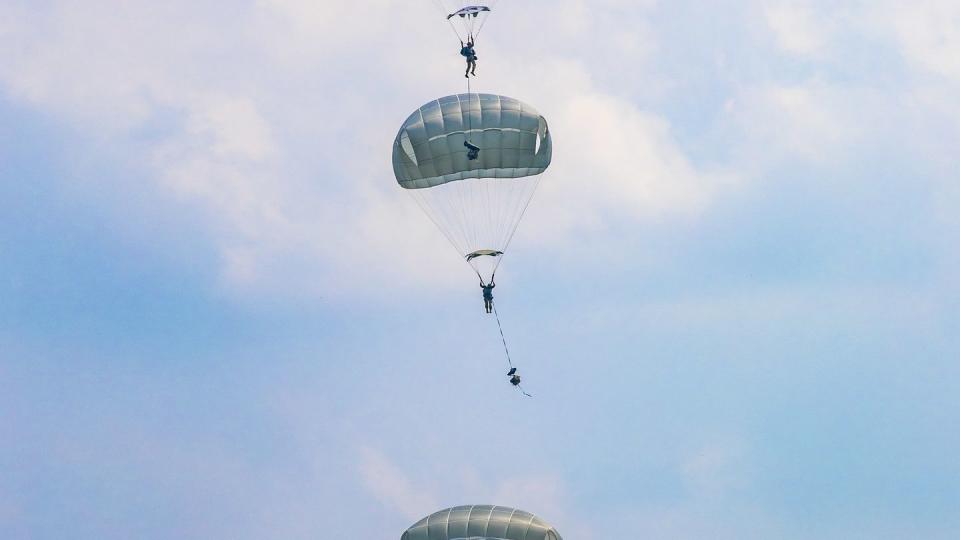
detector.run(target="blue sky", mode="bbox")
[2,1,959,538]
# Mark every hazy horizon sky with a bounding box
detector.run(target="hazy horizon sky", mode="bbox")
[2,1,959,538]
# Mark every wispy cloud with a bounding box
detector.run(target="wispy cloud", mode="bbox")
[357,446,439,521]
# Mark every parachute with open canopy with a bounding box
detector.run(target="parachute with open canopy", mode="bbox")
[436,1,497,41]
[448,5,490,20]
[393,93,552,284]
[401,505,563,540]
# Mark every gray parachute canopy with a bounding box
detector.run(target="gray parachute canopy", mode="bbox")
[393,94,551,190]
[392,94,551,283]
[401,505,563,540]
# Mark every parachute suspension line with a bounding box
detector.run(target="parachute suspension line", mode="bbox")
[472,0,500,40]
[497,173,545,275]
[435,0,463,42]
[408,190,471,258]
[414,96,475,255]
[492,301,513,369]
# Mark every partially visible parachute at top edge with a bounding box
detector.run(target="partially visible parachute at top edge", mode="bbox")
[437,1,497,41]
[393,93,552,284]
[401,505,563,540]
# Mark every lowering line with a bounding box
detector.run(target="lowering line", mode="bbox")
[492,301,512,368]
[493,301,532,397]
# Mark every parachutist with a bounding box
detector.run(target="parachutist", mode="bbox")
[464,140,480,160]
[460,38,477,77]
[480,279,495,313]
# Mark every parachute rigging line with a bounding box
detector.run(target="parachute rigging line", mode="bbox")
[435,0,464,41]
[500,172,544,259]
[472,0,500,39]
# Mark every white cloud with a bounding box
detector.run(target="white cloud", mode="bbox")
[764,1,832,58]
[0,1,441,296]
[721,79,884,169]
[885,1,960,81]
[357,447,439,522]
[551,91,715,218]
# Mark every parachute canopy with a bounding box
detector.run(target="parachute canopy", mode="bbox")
[448,5,491,19]
[393,94,551,282]
[401,505,563,540]
[393,94,551,189]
